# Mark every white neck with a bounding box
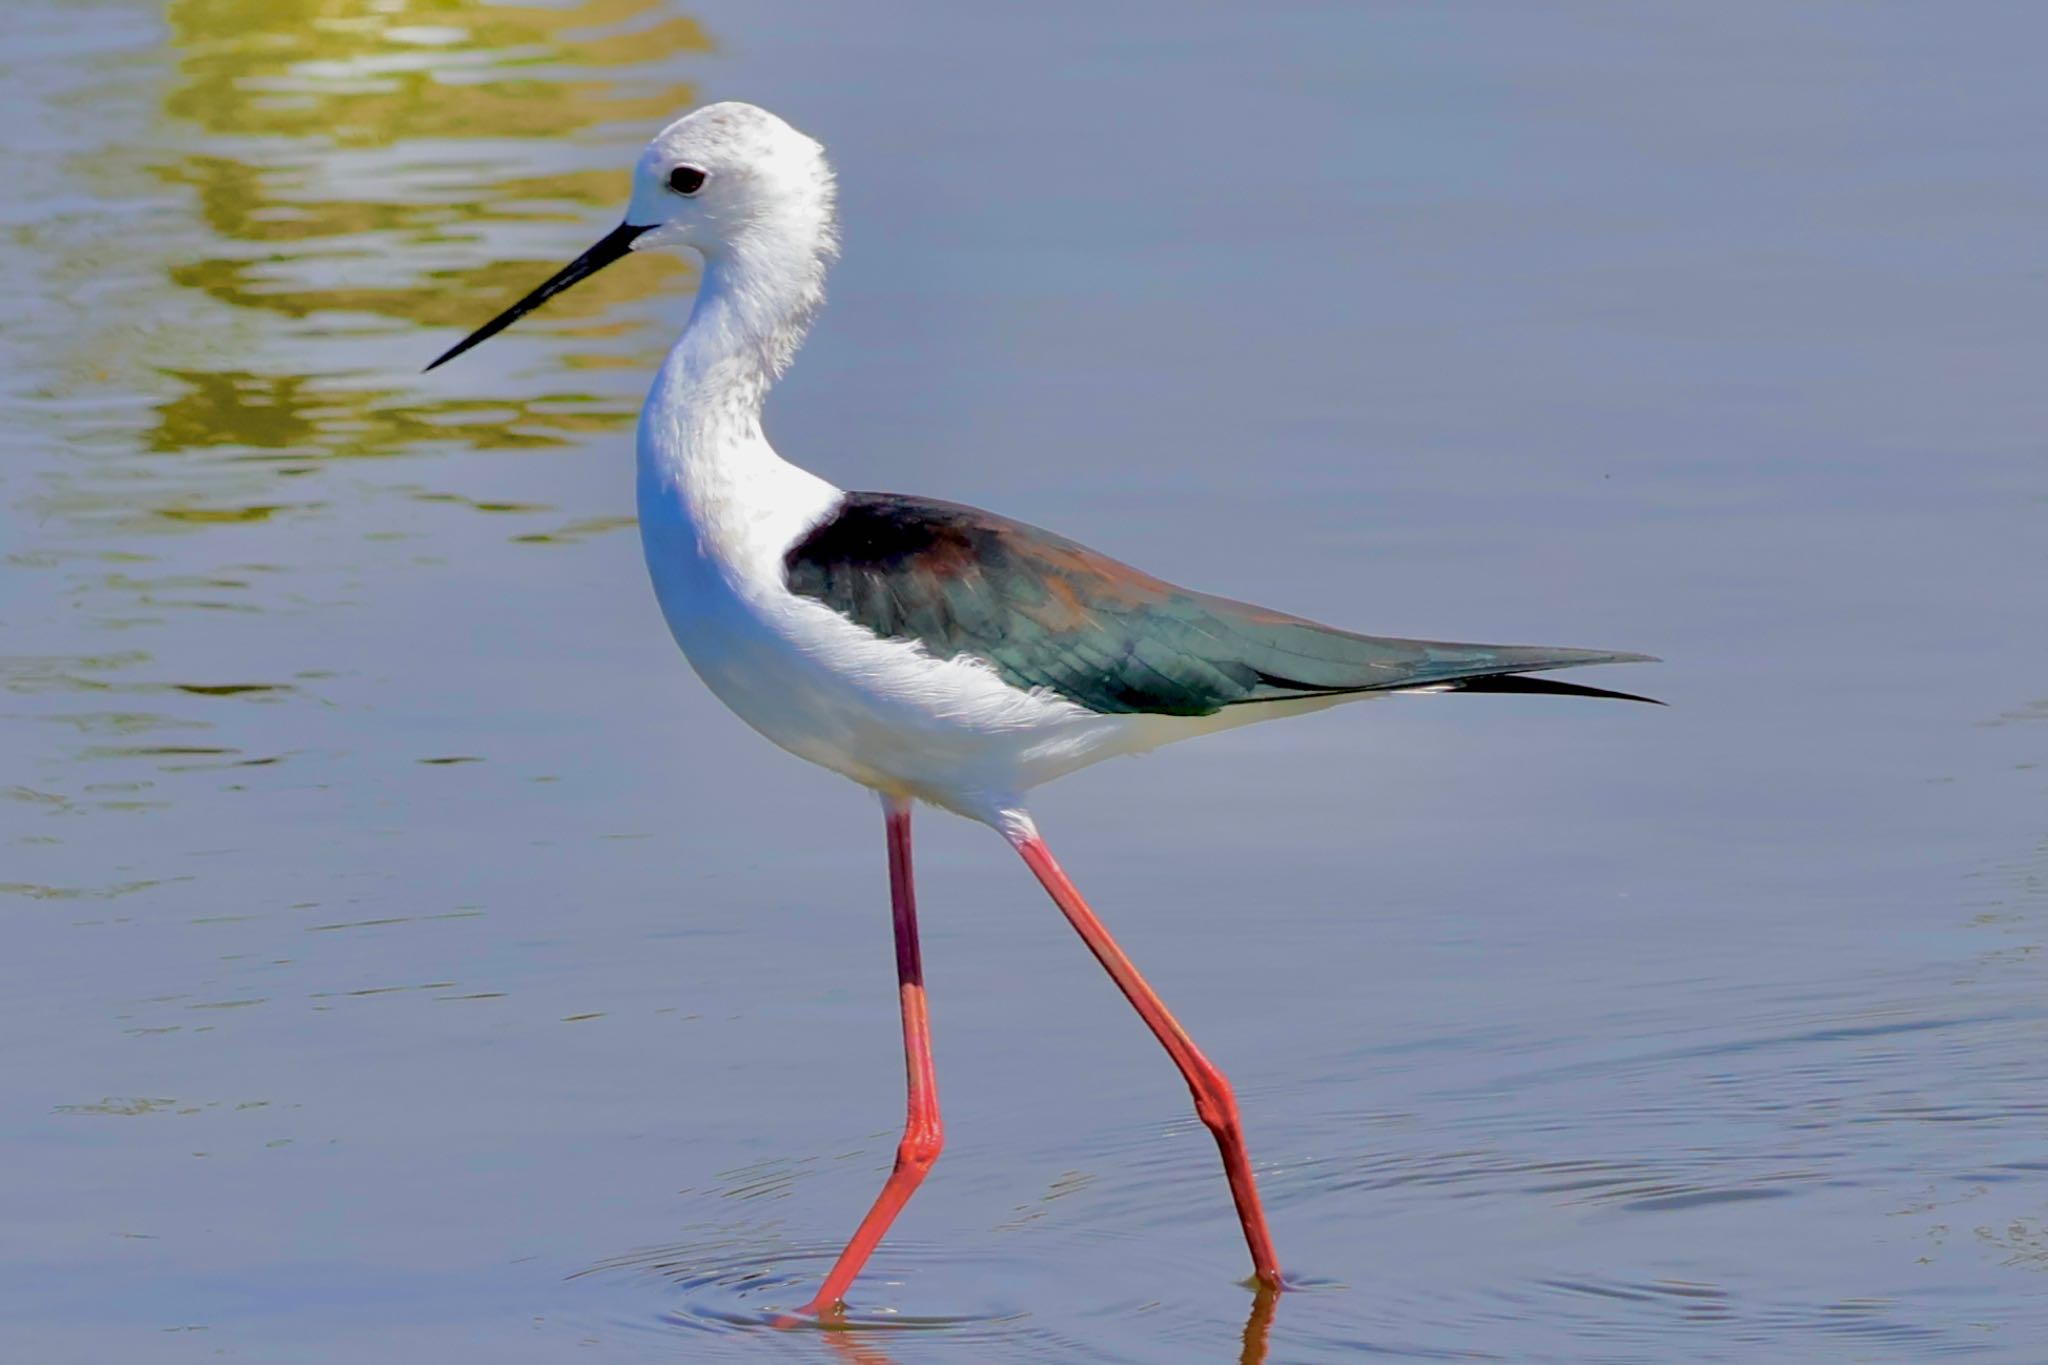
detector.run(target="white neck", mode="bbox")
[643,217,834,461]
[692,228,828,390]
[636,227,843,572]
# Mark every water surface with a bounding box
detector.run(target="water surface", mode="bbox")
[4,2,2046,1360]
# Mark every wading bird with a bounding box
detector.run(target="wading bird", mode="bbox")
[428,102,1653,1315]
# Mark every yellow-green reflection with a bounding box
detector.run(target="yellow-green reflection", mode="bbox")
[166,251,683,331]
[161,157,631,244]
[152,370,636,455]
[165,0,707,147]
[149,0,709,461]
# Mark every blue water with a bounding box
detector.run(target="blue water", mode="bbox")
[3,2,2046,1360]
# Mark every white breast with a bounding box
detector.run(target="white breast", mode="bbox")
[634,406,1148,822]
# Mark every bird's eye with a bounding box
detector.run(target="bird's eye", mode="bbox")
[667,165,707,196]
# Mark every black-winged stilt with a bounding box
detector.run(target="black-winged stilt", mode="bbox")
[428,101,1654,1315]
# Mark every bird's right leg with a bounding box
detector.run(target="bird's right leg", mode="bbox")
[1006,817,1283,1289]
[797,795,943,1315]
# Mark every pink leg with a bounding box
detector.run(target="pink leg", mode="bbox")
[798,797,942,1316]
[1011,831,1283,1288]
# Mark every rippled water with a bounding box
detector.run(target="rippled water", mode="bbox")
[5,3,2046,1361]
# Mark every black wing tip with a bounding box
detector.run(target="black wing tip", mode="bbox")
[1454,674,1666,706]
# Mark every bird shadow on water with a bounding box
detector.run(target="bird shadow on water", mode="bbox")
[574,1231,1288,1362]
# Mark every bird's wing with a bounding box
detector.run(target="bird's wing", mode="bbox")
[782,493,1655,717]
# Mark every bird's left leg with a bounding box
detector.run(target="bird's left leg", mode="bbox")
[798,795,943,1315]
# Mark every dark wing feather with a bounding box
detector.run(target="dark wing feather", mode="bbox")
[783,493,1656,716]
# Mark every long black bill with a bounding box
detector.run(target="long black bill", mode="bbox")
[424,221,652,372]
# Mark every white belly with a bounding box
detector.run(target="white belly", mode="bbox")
[635,444,1138,820]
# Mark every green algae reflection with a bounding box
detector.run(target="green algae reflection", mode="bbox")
[165,0,708,147]
[151,0,710,462]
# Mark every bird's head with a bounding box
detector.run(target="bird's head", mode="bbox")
[427,102,838,372]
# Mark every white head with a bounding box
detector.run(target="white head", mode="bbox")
[624,102,837,264]
[427,102,838,373]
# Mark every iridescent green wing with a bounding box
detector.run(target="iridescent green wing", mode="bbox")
[783,493,1653,716]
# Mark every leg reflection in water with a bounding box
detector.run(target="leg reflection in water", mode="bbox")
[800,1280,1280,1364]
[1240,1280,1279,1365]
